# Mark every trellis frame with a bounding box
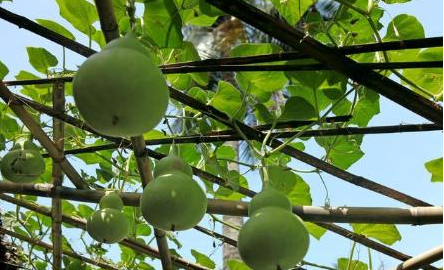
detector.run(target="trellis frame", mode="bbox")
[0,0,442,270]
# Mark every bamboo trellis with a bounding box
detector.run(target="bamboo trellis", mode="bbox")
[0,0,442,270]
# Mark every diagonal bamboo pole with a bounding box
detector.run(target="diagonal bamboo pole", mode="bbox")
[204,0,443,125]
[0,227,118,270]
[51,80,64,270]
[390,245,443,270]
[0,183,442,225]
[0,194,211,270]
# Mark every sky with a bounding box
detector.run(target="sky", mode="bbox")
[0,0,442,270]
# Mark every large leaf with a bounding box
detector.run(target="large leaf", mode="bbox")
[210,81,245,120]
[316,135,364,170]
[55,0,98,35]
[191,249,216,269]
[271,0,314,26]
[384,14,424,41]
[351,223,401,245]
[337,258,368,270]
[425,157,443,182]
[230,43,288,101]
[0,60,8,80]
[227,260,252,270]
[304,222,327,240]
[278,96,317,121]
[350,87,380,127]
[403,48,443,101]
[183,41,209,85]
[143,0,183,48]
[268,166,312,205]
[26,47,58,74]
[36,19,75,40]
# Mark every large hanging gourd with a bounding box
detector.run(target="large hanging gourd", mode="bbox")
[140,145,207,231]
[73,31,169,137]
[0,141,45,183]
[238,183,310,270]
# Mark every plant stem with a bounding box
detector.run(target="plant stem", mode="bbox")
[346,241,357,270]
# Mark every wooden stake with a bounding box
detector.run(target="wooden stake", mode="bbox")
[51,80,65,270]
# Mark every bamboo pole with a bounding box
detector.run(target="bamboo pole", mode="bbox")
[0,82,89,190]
[0,183,441,225]
[0,227,118,270]
[51,80,64,270]
[204,0,443,125]
[0,194,211,270]
[37,123,440,157]
[390,245,443,270]
[0,194,439,270]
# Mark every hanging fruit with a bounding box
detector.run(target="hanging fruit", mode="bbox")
[238,184,310,270]
[0,141,45,183]
[140,145,207,231]
[73,31,169,137]
[86,192,129,244]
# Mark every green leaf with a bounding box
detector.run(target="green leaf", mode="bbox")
[304,222,327,240]
[26,47,58,74]
[351,223,401,245]
[55,0,98,35]
[183,41,209,85]
[0,60,9,80]
[199,0,224,17]
[384,14,424,41]
[403,48,443,101]
[227,260,252,270]
[230,43,288,101]
[278,96,317,121]
[35,19,75,40]
[425,157,443,182]
[143,0,183,48]
[268,166,312,205]
[210,81,245,120]
[337,258,368,270]
[271,0,314,26]
[316,135,364,170]
[191,249,216,269]
[254,103,275,124]
[350,87,380,127]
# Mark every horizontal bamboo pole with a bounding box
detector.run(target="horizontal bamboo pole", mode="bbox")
[390,245,443,270]
[0,227,118,270]
[41,123,441,157]
[0,183,441,225]
[0,194,211,270]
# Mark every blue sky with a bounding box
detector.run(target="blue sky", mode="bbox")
[0,0,442,269]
